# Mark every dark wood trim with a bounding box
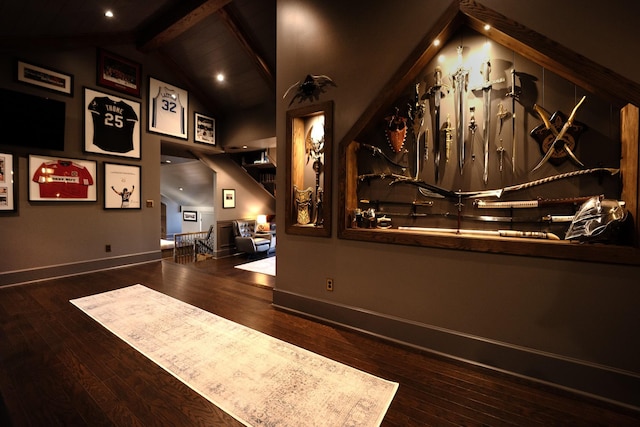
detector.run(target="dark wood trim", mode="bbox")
[274,288,640,411]
[337,0,640,266]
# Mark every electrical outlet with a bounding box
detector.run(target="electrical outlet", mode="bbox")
[326,278,334,291]
[105,244,112,252]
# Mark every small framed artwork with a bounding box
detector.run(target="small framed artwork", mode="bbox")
[222,189,236,209]
[148,76,188,139]
[97,49,142,98]
[104,163,141,209]
[194,112,215,145]
[183,210,197,222]
[16,59,73,96]
[29,155,97,202]
[0,152,15,212]
[84,87,141,159]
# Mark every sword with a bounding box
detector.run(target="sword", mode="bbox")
[496,102,509,174]
[427,67,448,182]
[474,60,505,184]
[364,210,574,223]
[473,195,600,209]
[506,68,519,173]
[362,167,619,200]
[398,226,560,240]
[409,83,426,179]
[532,96,586,172]
[452,46,469,174]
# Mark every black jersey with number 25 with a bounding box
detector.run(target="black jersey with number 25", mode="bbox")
[88,97,138,153]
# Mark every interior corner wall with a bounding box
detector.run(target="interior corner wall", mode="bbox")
[275,0,640,409]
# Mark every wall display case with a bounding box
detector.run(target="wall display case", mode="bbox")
[338,2,640,265]
[285,101,333,237]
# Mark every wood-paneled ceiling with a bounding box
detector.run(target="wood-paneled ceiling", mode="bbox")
[0,0,275,123]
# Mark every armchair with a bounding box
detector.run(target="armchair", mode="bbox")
[233,220,271,257]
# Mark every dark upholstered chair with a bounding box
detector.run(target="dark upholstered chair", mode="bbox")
[233,220,271,257]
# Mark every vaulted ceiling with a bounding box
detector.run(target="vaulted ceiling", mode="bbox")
[0,0,276,152]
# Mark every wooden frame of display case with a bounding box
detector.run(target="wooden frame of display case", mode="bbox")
[338,0,640,265]
[286,101,333,237]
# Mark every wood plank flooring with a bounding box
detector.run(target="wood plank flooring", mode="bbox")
[1,256,638,426]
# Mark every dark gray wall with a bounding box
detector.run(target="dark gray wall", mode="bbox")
[0,42,275,285]
[274,0,640,409]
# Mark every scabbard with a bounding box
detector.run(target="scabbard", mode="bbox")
[398,226,560,240]
[473,195,599,209]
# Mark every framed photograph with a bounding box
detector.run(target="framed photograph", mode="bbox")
[97,49,142,97]
[29,155,97,202]
[148,76,188,139]
[0,153,15,211]
[84,87,141,159]
[16,59,73,96]
[183,210,197,222]
[194,112,215,145]
[104,163,141,209]
[222,189,236,209]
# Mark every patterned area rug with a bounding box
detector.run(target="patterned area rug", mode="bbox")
[234,256,276,276]
[70,285,398,426]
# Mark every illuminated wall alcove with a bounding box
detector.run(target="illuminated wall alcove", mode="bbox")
[338,0,640,265]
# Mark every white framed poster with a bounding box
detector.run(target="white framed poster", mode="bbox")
[29,155,97,202]
[0,153,15,211]
[195,112,215,145]
[148,76,188,139]
[84,87,141,159]
[104,163,141,209]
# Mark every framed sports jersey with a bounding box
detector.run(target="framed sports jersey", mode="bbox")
[84,88,141,159]
[148,77,189,140]
[0,152,15,211]
[29,155,97,202]
[104,163,141,209]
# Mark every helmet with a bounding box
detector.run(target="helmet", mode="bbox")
[565,196,628,242]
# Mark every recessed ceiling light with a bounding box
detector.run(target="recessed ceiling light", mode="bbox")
[242,145,248,149]
[216,73,225,82]
[179,187,184,191]
[484,24,491,31]
[105,10,114,18]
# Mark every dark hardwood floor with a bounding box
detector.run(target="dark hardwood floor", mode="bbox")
[1,255,638,426]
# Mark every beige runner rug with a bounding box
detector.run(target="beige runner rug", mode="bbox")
[70,284,398,426]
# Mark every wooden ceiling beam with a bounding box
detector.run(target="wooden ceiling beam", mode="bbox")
[138,0,231,52]
[217,4,275,90]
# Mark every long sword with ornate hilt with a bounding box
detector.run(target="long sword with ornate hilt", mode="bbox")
[451,46,469,174]
[409,83,427,180]
[359,167,619,200]
[473,59,505,184]
[506,68,519,173]
[473,195,601,209]
[427,67,449,182]
[532,96,586,172]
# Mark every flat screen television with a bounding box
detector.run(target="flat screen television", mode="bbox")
[0,88,66,151]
